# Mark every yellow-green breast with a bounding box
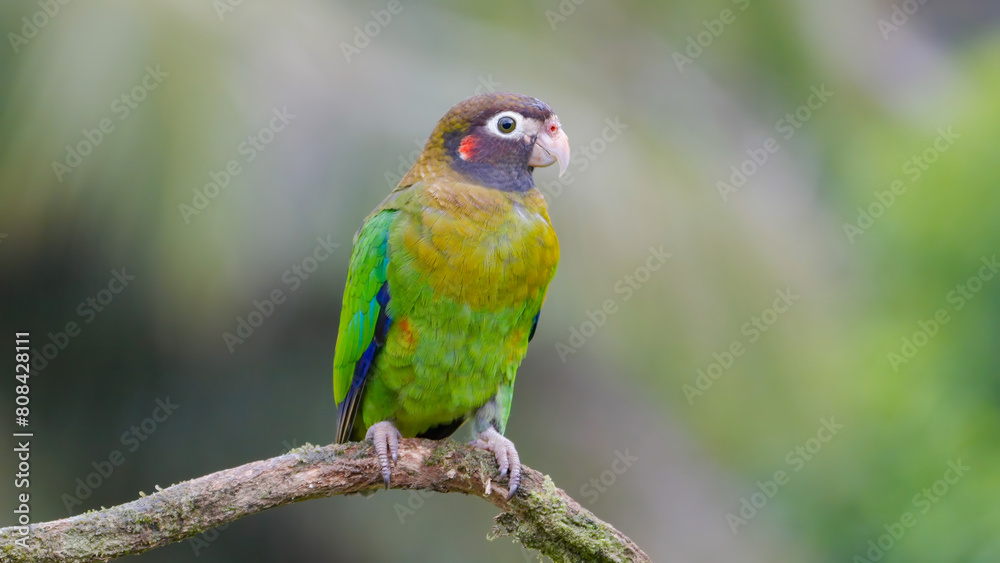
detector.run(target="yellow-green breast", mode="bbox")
[356,181,559,438]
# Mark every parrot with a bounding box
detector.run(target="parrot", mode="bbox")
[332,92,570,499]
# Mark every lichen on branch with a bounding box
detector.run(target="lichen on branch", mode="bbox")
[0,439,650,563]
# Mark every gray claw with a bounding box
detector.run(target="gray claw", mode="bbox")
[366,421,401,489]
[471,427,522,500]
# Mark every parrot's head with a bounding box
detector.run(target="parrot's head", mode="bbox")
[405,92,570,192]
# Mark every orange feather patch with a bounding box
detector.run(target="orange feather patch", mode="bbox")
[398,318,412,340]
[458,135,478,161]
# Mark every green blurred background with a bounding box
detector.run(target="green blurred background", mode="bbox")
[1,0,999,561]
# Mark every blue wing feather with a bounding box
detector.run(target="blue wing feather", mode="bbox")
[333,209,396,443]
[336,282,391,442]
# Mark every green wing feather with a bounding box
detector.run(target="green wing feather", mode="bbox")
[333,207,397,442]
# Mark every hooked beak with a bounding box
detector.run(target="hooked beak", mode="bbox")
[528,116,570,177]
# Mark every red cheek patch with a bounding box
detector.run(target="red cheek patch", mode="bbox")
[458,135,478,161]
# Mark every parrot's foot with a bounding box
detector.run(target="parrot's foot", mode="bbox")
[470,427,522,500]
[366,421,401,489]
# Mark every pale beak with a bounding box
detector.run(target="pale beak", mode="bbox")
[528,116,570,177]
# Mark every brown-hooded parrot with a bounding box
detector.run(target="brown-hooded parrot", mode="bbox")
[333,92,569,498]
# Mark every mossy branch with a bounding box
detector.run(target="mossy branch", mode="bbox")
[0,439,650,562]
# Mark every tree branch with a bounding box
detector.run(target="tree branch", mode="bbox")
[0,439,649,562]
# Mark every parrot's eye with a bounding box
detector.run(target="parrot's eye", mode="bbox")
[487,111,524,137]
[497,116,516,133]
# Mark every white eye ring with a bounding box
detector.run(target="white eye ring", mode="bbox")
[486,111,524,137]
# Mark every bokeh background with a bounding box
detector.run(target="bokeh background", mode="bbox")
[2,0,999,561]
